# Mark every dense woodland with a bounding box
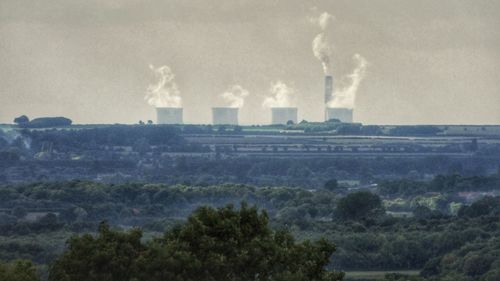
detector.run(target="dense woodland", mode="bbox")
[0,173,499,280]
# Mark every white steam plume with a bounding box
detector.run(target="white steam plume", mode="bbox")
[312,12,334,74]
[328,54,368,109]
[262,81,295,108]
[0,129,31,149]
[145,65,182,108]
[220,85,249,108]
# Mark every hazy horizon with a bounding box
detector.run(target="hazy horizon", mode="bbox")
[1,0,499,125]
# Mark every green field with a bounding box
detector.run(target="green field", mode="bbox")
[345,270,420,280]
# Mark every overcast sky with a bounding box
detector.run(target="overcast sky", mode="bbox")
[1,0,499,125]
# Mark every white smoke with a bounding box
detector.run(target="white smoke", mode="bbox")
[145,65,182,108]
[262,81,295,108]
[328,54,368,109]
[220,85,249,108]
[318,12,333,30]
[312,12,334,74]
[0,128,31,149]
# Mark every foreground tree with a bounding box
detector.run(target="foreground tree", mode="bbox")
[49,222,144,281]
[50,204,344,281]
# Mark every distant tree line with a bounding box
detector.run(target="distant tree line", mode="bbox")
[378,174,500,196]
[22,125,185,151]
[14,116,72,128]
[10,116,452,136]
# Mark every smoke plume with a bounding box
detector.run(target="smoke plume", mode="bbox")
[0,128,31,149]
[312,12,333,75]
[220,85,249,108]
[262,81,295,108]
[328,54,368,109]
[145,65,182,108]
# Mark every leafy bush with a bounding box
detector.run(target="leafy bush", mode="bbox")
[0,260,40,281]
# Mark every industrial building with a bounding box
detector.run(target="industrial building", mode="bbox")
[326,107,353,123]
[271,107,298,125]
[212,107,239,125]
[156,107,183,124]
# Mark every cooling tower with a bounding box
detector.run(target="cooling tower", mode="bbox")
[326,107,353,123]
[212,107,239,125]
[271,107,298,125]
[156,107,183,124]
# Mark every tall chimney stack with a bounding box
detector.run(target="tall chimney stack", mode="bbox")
[325,75,333,120]
[325,76,333,104]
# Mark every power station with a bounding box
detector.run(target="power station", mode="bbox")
[156,107,183,124]
[271,107,298,125]
[212,107,239,125]
[151,75,356,125]
[147,19,366,126]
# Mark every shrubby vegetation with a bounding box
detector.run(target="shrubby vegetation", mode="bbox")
[285,122,443,136]
[0,260,40,281]
[388,126,443,136]
[49,204,343,281]
[378,174,500,196]
[0,176,499,280]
